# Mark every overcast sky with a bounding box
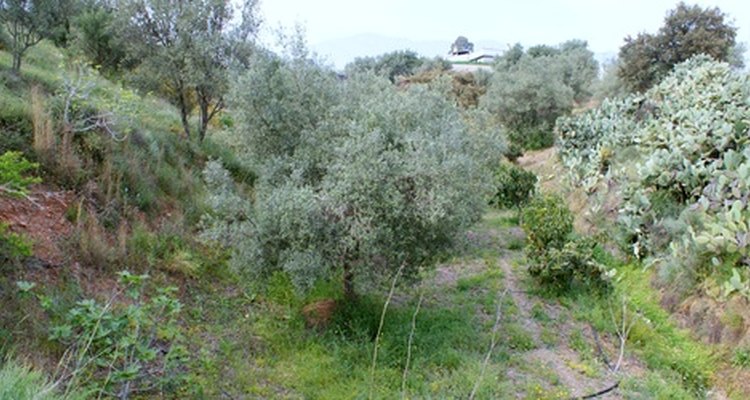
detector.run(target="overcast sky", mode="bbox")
[259,0,750,66]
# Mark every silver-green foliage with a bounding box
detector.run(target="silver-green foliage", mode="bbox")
[203,56,499,295]
[557,56,750,276]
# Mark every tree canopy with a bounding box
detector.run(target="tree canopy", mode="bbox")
[618,2,738,92]
[482,40,597,150]
[204,51,500,299]
[345,50,428,83]
[0,0,65,72]
[117,0,259,140]
[450,35,474,54]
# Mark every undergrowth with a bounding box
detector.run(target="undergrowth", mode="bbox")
[559,264,717,397]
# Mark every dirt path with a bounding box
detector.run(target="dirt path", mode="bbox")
[497,249,622,399]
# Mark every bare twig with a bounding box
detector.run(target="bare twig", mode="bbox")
[469,287,509,400]
[401,291,424,399]
[369,262,406,400]
[0,184,42,209]
[608,297,636,373]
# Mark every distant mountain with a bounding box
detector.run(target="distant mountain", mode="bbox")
[311,34,509,70]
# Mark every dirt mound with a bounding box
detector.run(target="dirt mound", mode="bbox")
[0,185,77,267]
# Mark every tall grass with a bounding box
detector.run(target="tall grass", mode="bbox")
[0,358,85,400]
[30,86,56,168]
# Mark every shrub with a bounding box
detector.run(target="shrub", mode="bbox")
[558,56,750,278]
[0,151,41,196]
[0,222,32,263]
[46,271,186,398]
[491,163,537,210]
[529,237,613,293]
[521,194,574,255]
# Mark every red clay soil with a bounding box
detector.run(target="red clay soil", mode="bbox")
[0,184,77,267]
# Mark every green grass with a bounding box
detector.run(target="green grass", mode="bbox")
[181,257,519,399]
[0,358,87,400]
[562,265,717,396]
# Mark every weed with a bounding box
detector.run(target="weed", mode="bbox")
[0,357,87,400]
[0,223,32,263]
[504,323,536,351]
[733,347,750,368]
[540,327,558,347]
[45,271,186,398]
[568,328,591,356]
[530,302,552,324]
[620,371,694,399]
[568,265,716,395]
[507,236,525,250]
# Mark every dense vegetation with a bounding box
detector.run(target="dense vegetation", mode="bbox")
[618,2,740,92]
[203,51,502,298]
[558,57,750,287]
[1,0,749,398]
[481,40,598,151]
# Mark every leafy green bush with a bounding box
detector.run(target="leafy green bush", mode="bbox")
[0,222,32,262]
[491,163,537,210]
[520,195,611,292]
[0,151,40,196]
[529,237,613,293]
[46,271,186,397]
[521,194,573,255]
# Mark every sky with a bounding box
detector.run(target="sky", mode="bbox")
[258,0,750,68]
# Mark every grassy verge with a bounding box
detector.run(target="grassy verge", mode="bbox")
[555,263,718,398]
[182,264,515,399]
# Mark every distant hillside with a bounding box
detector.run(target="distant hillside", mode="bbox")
[312,33,620,72]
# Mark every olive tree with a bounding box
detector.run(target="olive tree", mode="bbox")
[345,50,426,83]
[0,0,61,73]
[203,56,498,300]
[482,55,574,150]
[450,35,473,54]
[482,40,596,151]
[117,0,259,140]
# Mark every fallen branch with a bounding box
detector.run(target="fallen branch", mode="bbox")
[567,380,620,400]
[0,184,42,209]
